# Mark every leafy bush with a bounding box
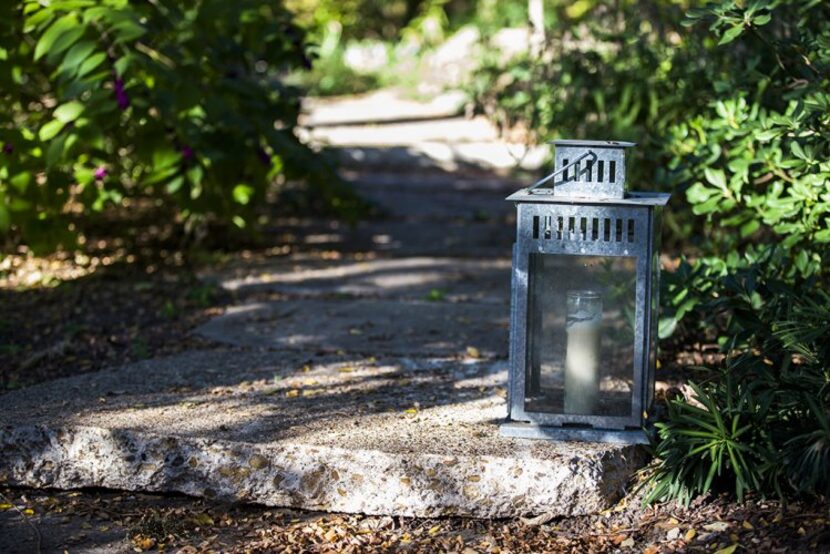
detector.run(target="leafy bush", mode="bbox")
[646,255,830,503]
[467,0,830,502]
[0,0,363,253]
[288,21,384,97]
[468,0,830,269]
[668,0,830,271]
[286,0,429,42]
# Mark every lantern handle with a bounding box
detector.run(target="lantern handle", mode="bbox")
[527,150,597,194]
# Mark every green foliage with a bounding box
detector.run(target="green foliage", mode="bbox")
[0,1,363,253]
[291,21,383,97]
[291,0,454,97]
[468,0,830,268]
[646,259,830,503]
[468,0,830,503]
[287,0,429,41]
[669,0,830,264]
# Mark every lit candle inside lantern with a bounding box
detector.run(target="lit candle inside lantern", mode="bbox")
[564,290,602,415]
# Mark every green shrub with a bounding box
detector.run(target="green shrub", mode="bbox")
[286,0,429,42]
[646,256,830,503]
[467,0,830,502]
[468,0,830,270]
[0,0,363,253]
[289,22,383,97]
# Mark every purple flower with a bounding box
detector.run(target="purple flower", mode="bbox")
[94,166,108,180]
[181,145,194,160]
[114,78,129,110]
[2,143,12,154]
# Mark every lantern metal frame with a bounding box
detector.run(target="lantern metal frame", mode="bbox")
[500,140,669,444]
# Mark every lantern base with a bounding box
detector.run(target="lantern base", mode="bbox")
[500,421,649,445]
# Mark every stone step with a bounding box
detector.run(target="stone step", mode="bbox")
[304,116,500,146]
[0,350,645,518]
[332,142,549,173]
[301,89,467,127]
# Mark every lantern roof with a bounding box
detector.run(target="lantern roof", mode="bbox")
[505,189,671,205]
[508,138,669,204]
[549,139,636,148]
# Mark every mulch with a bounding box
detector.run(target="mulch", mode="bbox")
[0,485,828,553]
[0,253,229,391]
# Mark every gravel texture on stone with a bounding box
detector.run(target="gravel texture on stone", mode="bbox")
[0,350,645,518]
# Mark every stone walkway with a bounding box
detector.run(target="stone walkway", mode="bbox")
[0,90,645,524]
[300,87,549,173]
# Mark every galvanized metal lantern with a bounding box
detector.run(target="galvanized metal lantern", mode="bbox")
[501,140,670,444]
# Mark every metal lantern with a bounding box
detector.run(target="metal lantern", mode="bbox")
[501,140,670,444]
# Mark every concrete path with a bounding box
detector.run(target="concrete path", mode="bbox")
[0,91,647,519]
[300,87,550,173]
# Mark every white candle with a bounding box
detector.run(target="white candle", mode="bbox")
[564,291,602,415]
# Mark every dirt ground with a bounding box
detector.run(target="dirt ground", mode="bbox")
[1,483,828,553]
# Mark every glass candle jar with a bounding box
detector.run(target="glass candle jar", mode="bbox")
[564,289,603,415]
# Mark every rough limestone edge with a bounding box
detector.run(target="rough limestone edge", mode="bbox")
[0,424,645,518]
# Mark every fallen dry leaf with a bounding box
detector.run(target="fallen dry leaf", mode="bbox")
[704,521,731,532]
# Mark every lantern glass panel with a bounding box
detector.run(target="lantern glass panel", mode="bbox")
[525,253,637,417]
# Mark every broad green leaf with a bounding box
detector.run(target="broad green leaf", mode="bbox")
[658,316,678,339]
[54,101,84,123]
[76,52,107,78]
[686,182,715,204]
[46,27,87,64]
[719,25,745,46]
[110,19,146,43]
[113,55,132,77]
[34,14,79,60]
[739,219,760,237]
[165,175,184,193]
[704,167,727,191]
[10,172,31,193]
[152,148,181,170]
[814,228,830,242]
[186,165,204,187]
[46,133,67,167]
[790,141,807,160]
[38,120,64,141]
[59,40,97,75]
[753,13,771,26]
[74,166,95,186]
